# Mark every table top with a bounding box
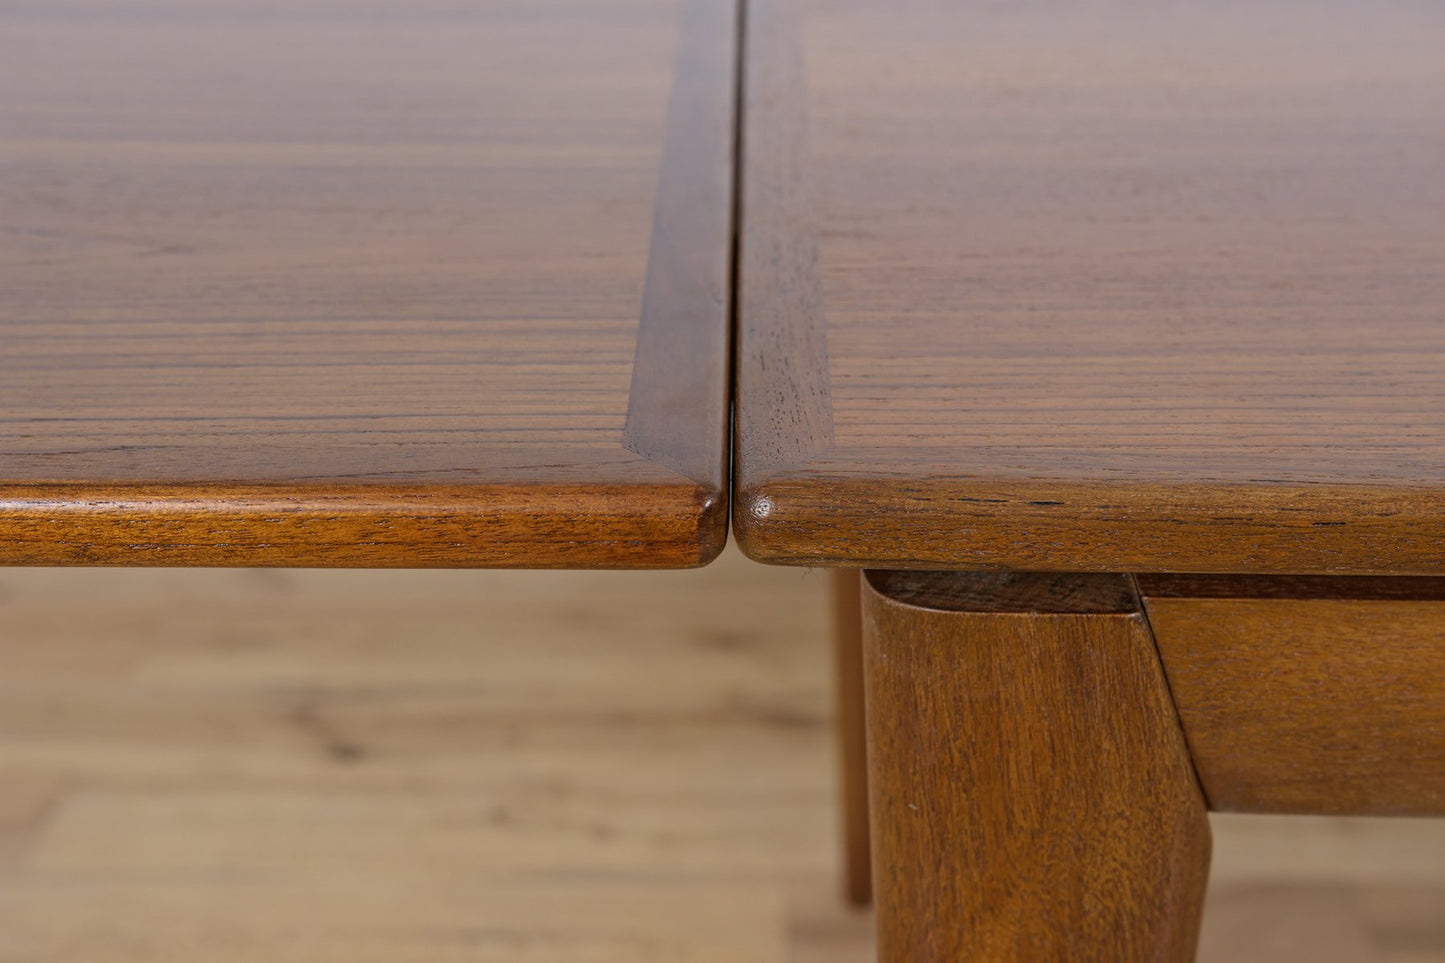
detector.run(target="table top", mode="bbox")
[1,0,735,568]
[735,0,1445,575]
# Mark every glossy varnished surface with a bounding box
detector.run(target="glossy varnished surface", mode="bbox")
[862,571,1210,960]
[0,0,735,566]
[736,0,1445,573]
[1139,575,1445,816]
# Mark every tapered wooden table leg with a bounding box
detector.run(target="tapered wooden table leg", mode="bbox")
[861,571,1212,962]
[832,568,872,905]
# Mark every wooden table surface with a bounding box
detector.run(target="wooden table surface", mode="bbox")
[0,0,735,568]
[735,0,1445,574]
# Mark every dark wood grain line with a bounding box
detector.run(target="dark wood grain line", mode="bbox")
[1138,574,1445,601]
[733,0,833,478]
[623,0,736,494]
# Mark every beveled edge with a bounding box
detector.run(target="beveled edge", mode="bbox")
[623,0,738,504]
[732,0,835,482]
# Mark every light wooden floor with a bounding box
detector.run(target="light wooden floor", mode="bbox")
[1,549,1442,961]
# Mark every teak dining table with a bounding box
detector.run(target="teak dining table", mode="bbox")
[6,0,1445,960]
[734,0,1445,960]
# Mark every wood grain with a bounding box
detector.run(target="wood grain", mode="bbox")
[1139,575,1445,816]
[0,554,841,963]
[829,569,870,906]
[862,570,1211,961]
[735,0,1445,574]
[733,0,833,474]
[0,0,736,567]
[0,483,724,568]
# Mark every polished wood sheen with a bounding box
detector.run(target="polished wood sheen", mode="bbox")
[862,571,1211,961]
[1139,575,1445,816]
[735,0,1445,573]
[0,0,736,567]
